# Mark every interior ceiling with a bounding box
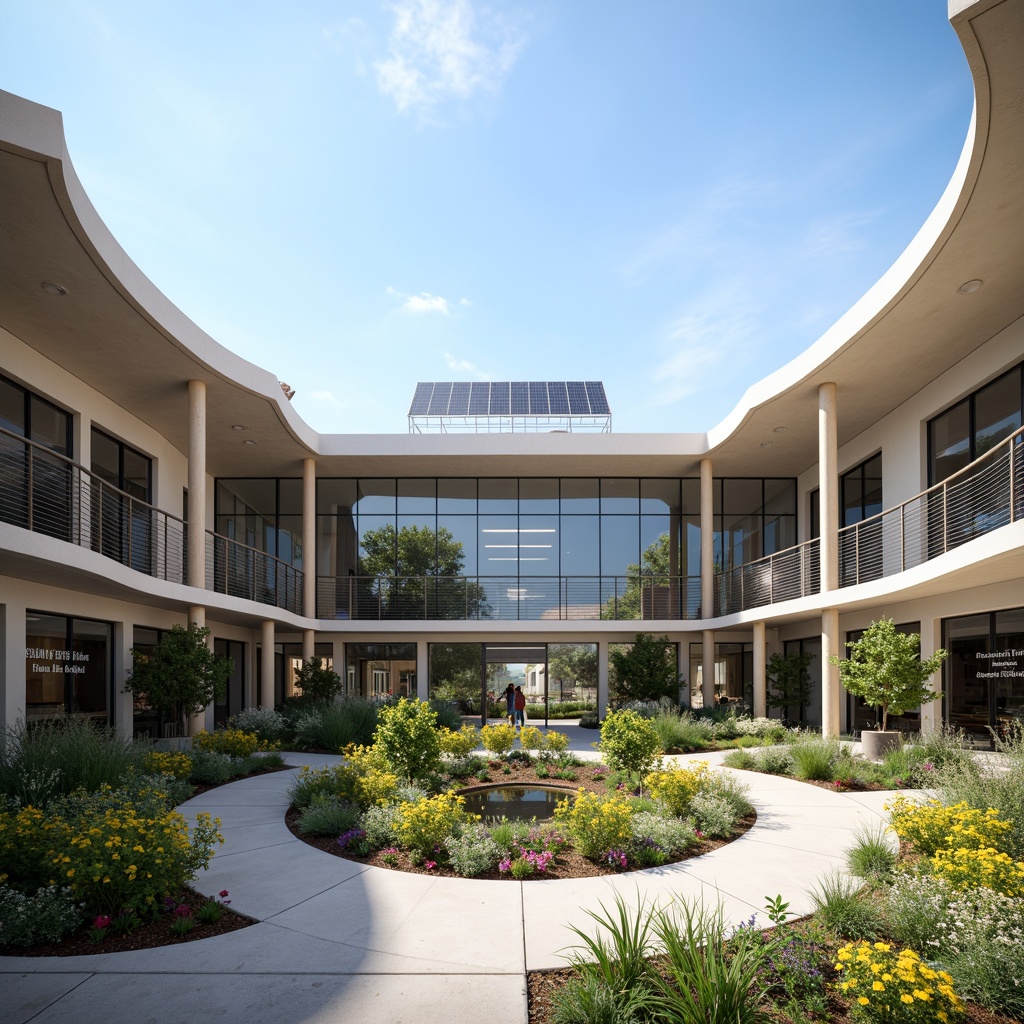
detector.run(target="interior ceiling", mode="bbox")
[1,0,1022,482]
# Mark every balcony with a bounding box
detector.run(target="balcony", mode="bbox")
[0,427,302,614]
[316,574,702,621]
[716,426,1024,615]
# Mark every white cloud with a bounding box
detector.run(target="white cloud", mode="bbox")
[375,0,525,118]
[309,390,344,408]
[444,352,491,379]
[403,291,450,314]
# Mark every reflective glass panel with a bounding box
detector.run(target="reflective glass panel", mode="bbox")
[478,479,517,513]
[975,368,1022,456]
[560,515,599,576]
[29,395,70,454]
[437,516,478,576]
[560,478,599,513]
[479,515,519,574]
[519,478,558,513]
[0,377,24,435]
[279,478,303,514]
[438,479,476,512]
[518,515,558,576]
[601,516,638,576]
[640,478,679,513]
[601,479,639,513]
[355,480,396,515]
[397,479,437,513]
[317,479,357,514]
[930,401,970,484]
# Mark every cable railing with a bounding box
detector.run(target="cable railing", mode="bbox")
[717,426,1023,614]
[205,532,303,614]
[316,574,702,621]
[1,426,301,613]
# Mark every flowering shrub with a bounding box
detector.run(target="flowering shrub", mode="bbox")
[444,823,500,877]
[193,728,279,757]
[554,789,634,860]
[336,828,371,856]
[542,730,569,756]
[438,724,480,758]
[886,799,1011,858]
[394,792,472,857]
[646,763,710,817]
[0,883,83,947]
[930,846,1024,896]
[835,940,963,1022]
[374,698,442,783]
[229,706,288,742]
[599,711,662,790]
[518,726,544,752]
[629,811,697,859]
[142,751,194,780]
[480,723,517,758]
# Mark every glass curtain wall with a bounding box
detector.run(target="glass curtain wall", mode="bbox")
[688,642,752,709]
[91,428,152,573]
[713,479,797,572]
[345,643,416,699]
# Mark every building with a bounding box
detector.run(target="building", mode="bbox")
[1,0,1023,747]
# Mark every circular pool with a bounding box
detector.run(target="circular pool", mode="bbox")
[460,784,569,822]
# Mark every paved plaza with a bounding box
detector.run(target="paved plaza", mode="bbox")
[2,736,903,1024]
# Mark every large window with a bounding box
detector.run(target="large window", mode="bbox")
[929,363,1022,485]
[26,611,111,724]
[92,428,152,572]
[215,478,303,567]
[0,375,72,538]
[713,478,797,572]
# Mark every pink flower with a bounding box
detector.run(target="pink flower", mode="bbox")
[174,905,192,918]
[498,858,512,873]
[423,860,437,870]
[93,915,111,929]
[219,890,230,899]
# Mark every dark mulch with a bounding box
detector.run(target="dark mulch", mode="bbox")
[286,758,755,879]
[1,886,258,958]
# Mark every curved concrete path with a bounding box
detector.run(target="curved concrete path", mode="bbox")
[2,747,906,1024]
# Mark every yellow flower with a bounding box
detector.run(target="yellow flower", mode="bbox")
[873,981,885,992]
[857,996,869,1006]
[901,993,915,1004]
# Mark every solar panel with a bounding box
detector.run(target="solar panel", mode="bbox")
[490,382,510,414]
[585,382,610,415]
[409,382,434,416]
[468,381,490,415]
[427,381,453,415]
[449,381,471,415]
[567,381,589,414]
[511,381,529,415]
[548,382,570,414]
[408,381,610,425]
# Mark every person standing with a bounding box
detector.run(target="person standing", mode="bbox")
[514,685,526,728]
[503,683,515,725]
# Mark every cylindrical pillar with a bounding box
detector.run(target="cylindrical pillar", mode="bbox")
[700,458,714,617]
[302,628,315,664]
[821,607,841,738]
[818,382,839,593]
[260,620,275,709]
[597,640,609,721]
[416,640,429,702]
[187,380,207,590]
[918,617,943,735]
[752,620,767,718]
[702,629,716,708]
[187,606,213,734]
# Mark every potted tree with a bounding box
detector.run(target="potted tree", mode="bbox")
[830,618,947,760]
[124,622,232,746]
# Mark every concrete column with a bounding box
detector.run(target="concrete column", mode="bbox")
[918,617,944,735]
[702,628,716,708]
[752,620,767,718]
[302,628,315,664]
[821,607,841,738]
[416,640,429,701]
[597,640,609,721]
[114,619,135,742]
[331,638,346,694]
[187,380,207,591]
[303,456,316,619]
[700,458,714,617]
[260,620,275,709]
[1,600,27,731]
[677,640,689,707]
[187,605,214,734]
[818,382,839,593]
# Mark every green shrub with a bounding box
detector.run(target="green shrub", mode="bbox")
[646,763,710,817]
[809,871,882,938]
[230,706,288,743]
[845,822,897,882]
[444,823,500,877]
[789,737,842,781]
[288,764,352,809]
[0,884,84,947]
[550,973,648,1024]
[438,724,479,757]
[0,718,147,809]
[578,710,599,729]
[293,657,344,703]
[374,698,442,783]
[480,722,517,758]
[187,748,236,786]
[629,810,696,858]
[689,792,736,838]
[721,749,756,771]
[754,746,794,775]
[939,753,1024,859]
[296,798,362,837]
[360,803,400,848]
[880,873,951,947]
[193,728,276,758]
[599,710,662,791]
[429,699,463,731]
[651,710,714,753]
[293,700,379,751]
[555,790,634,860]
[393,792,470,857]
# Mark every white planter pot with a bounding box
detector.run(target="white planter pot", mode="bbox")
[860,729,902,761]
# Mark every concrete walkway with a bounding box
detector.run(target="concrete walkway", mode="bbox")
[2,744,903,1024]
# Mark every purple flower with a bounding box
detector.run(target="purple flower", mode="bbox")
[423,860,437,870]
[219,889,230,899]
[93,915,111,929]
[498,857,512,873]
[337,828,367,850]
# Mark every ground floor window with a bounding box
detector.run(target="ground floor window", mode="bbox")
[944,607,1024,748]
[781,637,822,727]
[346,643,416,700]
[845,622,918,735]
[213,639,246,727]
[25,611,111,725]
[688,642,751,709]
[257,642,333,706]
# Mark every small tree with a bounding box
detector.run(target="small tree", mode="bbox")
[765,651,814,723]
[373,697,442,783]
[599,709,662,794]
[609,633,680,706]
[124,622,231,737]
[293,657,343,703]
[830,618,947,731]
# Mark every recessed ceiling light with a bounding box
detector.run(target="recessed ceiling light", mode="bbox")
[231,424,247,431]
[243,439,257,445]
[958,279,983,294]
[760,441,773,448]
[773,426,788,433]
[41,281,68,296]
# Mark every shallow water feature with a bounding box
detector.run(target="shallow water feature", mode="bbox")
[460,784,567,822]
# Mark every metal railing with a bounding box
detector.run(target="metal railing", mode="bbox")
[316,574,702,621]
[206,532,303,614]
[1,426,301,613]
[716,426,1023,614]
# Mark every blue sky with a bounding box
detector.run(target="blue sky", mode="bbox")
[1,1,973,435]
